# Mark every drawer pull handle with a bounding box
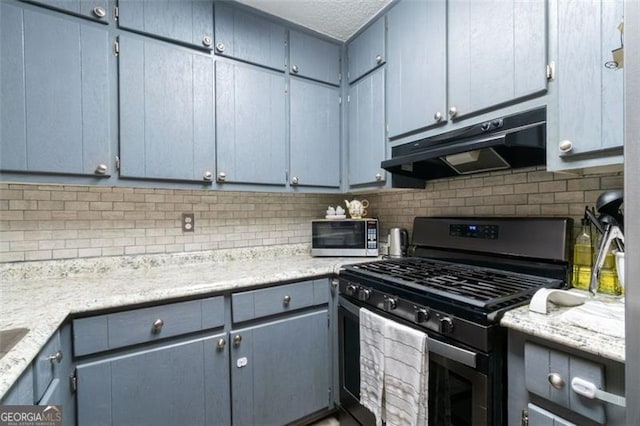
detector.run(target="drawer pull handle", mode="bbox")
[216,338,226,351]
[547,372,565,389]
[152,319,164,334]
[47,351,63,363]
[283,295,291,306]
[233,335,242,347]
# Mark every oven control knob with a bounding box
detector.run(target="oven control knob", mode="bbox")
[439,317,454,333]
[358,288,372,301]
[383,297,397,311]
[345,284,358,296]
[414,308,429,323]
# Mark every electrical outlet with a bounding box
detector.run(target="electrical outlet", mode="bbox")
[182,213,195,232]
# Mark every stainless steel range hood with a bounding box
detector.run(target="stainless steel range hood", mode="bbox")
[382,108,546,187]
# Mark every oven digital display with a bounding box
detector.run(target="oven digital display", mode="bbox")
[449,224,499,239]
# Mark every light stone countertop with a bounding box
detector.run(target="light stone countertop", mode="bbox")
[0,244,373,400]
[501,290,625,363]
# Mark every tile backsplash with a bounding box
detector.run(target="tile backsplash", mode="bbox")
[0,166,623,262]
[0,183,342,263]
[365,166,624,240]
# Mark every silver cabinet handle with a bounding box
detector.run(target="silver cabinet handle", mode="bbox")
[151,319,164,334]
[548,372,566,390]
[202,36,212,47]
[93,6,106,18]
[559,140,573,153]
[434,111,443,122]
[95,164,108,175]
[291,65,299,74]
[448,106,458,118]
[47,350,63,363]
[283,295,291,306]
[233,335,242,347]
[216,338,226,351]
[217,171,226,182]
[375,54,383,64]
[375,173,383,181]
[202,171,213,181]
[216,42,225,53]
[291,176,299,185]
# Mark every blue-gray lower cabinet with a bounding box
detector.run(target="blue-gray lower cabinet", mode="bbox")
[0,3,111,177]
[230,310,331,425]
[215,61,286,186]
[117,0,214,50]
[290,78,341,189]
[386,0,447,138]
[76,333,230,426]
[20,0,109,23]
[348,67,386,188]
[118,36,215,182]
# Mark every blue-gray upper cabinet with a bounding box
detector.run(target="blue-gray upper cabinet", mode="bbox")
[20,0,109,23]
[348,67,386,188]
[230,310,330,425]
[117,0,214,50]
[214,3,286,71]
[289,30,341,86]
[347,17,386,83]
[215,61,286,186]
[387,0,447,138]
[290,78,341,189]
[76,333,230,426]
[447,0,547,120]
[118,36,215,182]
[0,4,111,177]
[546,0,623,172]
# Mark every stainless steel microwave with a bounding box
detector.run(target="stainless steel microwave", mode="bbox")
[311,219,378,257]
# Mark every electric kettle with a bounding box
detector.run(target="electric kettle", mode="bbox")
[388,228,409,258]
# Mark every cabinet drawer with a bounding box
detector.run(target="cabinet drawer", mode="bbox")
[73,296,224,356]
[232,279,328,322]
[524,342,605,424]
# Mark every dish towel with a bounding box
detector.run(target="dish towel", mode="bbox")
[360,308,429,426]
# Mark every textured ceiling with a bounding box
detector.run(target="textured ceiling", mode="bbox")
[233,0,393,41]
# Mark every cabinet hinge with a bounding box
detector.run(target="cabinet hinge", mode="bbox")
[330,278,338,296]
[115,155,120,171]
[546,62,555,80]
[113,5,119,21]
[328,314,330,328]
[328,387,332,403]
[347,95,350,103]
[114,40,120,57]
[285,83,288,95]
[69,370,77,393]
[338,96,342,105]
[521,409,529,426]
[338,72,342,82]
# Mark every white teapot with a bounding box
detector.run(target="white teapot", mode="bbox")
[344,199,369,219]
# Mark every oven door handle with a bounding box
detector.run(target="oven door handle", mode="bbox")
[339,296,477,368]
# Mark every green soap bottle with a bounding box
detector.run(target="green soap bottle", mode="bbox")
[572,218,592,289]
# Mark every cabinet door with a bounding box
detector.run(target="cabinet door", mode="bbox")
[290,79,341,188]
[0,367,34,405]
[553,0,624,157]
[348,68,386,187]
[1,4,111,176]
[528,403,576,426]
[215,61,286,186]
[20,0,108,22]
[214,3,286,71]
[347,17,386,83]
[76,333,230,426]
[387,0,447,138]
[117,0,213,49]
[231,310,330,425]
[118,36,215,182]
[448,0,547,119]
[290,30,341,86]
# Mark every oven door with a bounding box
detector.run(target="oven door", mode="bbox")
[338,296,493,426]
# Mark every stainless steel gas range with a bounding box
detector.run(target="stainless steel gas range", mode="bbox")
[337,217,573,426]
